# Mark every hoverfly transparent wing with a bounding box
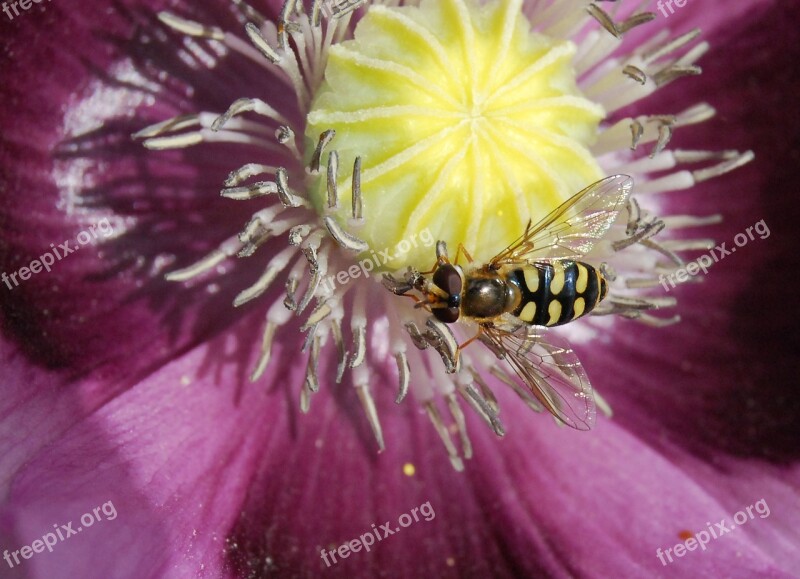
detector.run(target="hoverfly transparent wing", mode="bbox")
[481,323,596,430]
[490,174,633,267]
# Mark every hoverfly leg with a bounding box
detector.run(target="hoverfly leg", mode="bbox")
[454,326,485,366]
[453,243,474,266]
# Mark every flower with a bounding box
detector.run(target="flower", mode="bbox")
[132,0,757,466]
[1,0,799,578]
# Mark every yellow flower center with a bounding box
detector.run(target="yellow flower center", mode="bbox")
[306,0,605,270]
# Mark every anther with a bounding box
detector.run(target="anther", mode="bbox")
[276,168,304,208]
[323,216,369,252]
[331,319,349,383]
[446,393,472,459]
[349,325,367,368]
[245,22,281,64]
[212,97,287,132]
[277,126,301,159]
[425,317,460,374]
[351,156,363,221]
[310,129,336,173]
[157,12,225,40]
[622,65,647,85]
[424,401,463,472]
[305,335,322,393]
[225,163,277,187]
[459,383,505,436]
[355,370,385,452]
[327,150,339,209]
[221,181,277,200]
[394,352,410,404]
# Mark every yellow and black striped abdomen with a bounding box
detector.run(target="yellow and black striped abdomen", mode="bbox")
[507,261,607,327]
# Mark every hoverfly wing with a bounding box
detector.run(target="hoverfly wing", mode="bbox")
[481,324,596,430]
[490,174,633,267]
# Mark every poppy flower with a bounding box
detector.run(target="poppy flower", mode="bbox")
[0,1,798,578]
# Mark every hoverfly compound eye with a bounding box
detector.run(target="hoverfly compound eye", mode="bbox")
[432,264,463,323]
[433,264,463,301]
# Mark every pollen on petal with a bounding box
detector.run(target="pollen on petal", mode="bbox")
[306,0,605,270]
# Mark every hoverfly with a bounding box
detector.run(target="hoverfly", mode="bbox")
[384,175,633,431]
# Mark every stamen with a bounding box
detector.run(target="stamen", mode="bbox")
[225,163,277,187]
[133,114,201,139]
[630,119,644,150]
[404,321,430,351]
[157,12,225,40]
[653,64,702,87]
[245,22,281,64]
[640,239,684,267]
[323,216,369,252]
[622,64,647,85]
[351,156,363,221]
[233,245,296,307]
[616,11,656,35]
[643,29,702,64]
[251,300,293,382]
[458,383,505,436]
[237,208,284,257]
[277,125,301,158]
[424,317,460,374]
[164,237,243,282]
[693,150,755,182]
[445,393,472,459]
[212,97,288,132]
[142,133,204,150]
[394,351,410,403]
[301,300,334,331]
[276,168,305,208]
[354,366,385,451]
[232,0,267,27]
[310,129,336,173]
[469,368,500,413]
[349,325,367,368]
[585,4,620,38]
[221,181,277,200]
[331,318,349,383]
[327,150,340,209]
[424,401,463,472]
[296,264,325,315]
[305,335,322,393]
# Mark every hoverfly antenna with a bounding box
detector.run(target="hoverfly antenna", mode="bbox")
[435,240,449,263]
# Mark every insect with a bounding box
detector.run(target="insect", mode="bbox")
[384,174,633,431]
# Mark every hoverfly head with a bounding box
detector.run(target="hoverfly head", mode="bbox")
[429,263,464,323]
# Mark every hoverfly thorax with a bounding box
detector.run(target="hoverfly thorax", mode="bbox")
[462,272,522,321]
